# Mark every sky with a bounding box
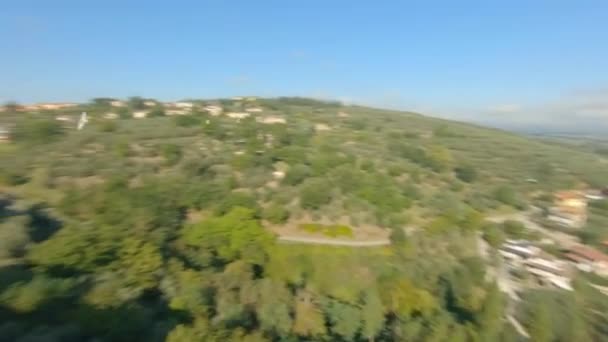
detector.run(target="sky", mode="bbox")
[2,0,608,131]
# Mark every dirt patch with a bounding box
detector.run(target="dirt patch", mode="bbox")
[267,214,390,242]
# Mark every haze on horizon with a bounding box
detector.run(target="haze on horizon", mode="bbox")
[2,1,608,133]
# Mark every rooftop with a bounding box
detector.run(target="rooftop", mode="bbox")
[569,245,608,263]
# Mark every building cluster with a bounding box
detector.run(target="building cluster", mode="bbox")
[500,239,573,290]
[547,190,588,228]
[500,237,608,292]
[565,245,608,276]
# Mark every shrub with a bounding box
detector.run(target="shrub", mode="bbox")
[13,118,64,144]
[173,115,200,127]
[454,165,477,183]
[482,223,505,248]
[98,120,118,132]
[300,179,332,210]
[283,164,311,186]
[263,205,290,224]
[161,144,182,166]
[298,223,353,238]
[503,220,526,239]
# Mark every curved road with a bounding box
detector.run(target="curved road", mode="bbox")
[277,236,390,247]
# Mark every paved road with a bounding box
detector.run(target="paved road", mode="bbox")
[277,236,390,247]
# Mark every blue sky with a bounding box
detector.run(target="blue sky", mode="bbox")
[2,1,608,129]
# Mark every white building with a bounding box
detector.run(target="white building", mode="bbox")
[315,123,331,131]
[226,112,250,120]
[166,109,190,116]
[257,116,286,124]
[272,171,285,179]
[524,258,572,291]
[110,100,126,107]
[204,105,223,116]
[133,111,148,119]
[245,107,263,113]
[55,115,74,122]
[174,102,194,109]
[104,112,119,120]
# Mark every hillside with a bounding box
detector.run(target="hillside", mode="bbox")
[1,97,607,341]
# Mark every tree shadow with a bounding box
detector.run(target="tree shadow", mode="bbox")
[27,204,62,242]
[0,266,187,342]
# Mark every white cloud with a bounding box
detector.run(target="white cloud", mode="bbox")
[488,104,521,113]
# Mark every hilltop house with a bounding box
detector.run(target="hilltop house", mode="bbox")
[55,115,74,122]
[204,105,223,116]
[565,245,608,276]
[257,116,286,124]
[245,107,263,113]
[499,240,572,290]
[166,109,190,116]
[0,126,11,143]
[499,239,540,261]
[133,111,148,119]
[39,103,78,110]
[226,112,250,120]
[524,258,572,291]
[585,189,605,201]
[110,100,126,107]
[174,102,194,109]
[547,190,588,228]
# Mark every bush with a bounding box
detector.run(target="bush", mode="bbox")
[161,144,182,166]
[98,120,118,132]
[215,192,259,216]
[173,115,200,127]
[149,108,165,117]
[503,220,526,239]
[262,205,290,224]
[298,223,353,238]
[283,164,311,186]
[482,223,505,248]
[454,165,477,183]
[13,118,64,144]
[493,186,526,209]
[300,179,332,210]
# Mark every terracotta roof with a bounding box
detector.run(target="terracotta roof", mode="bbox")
[564,253,588,264]
[569,245,608,263]
[554,190,585,201]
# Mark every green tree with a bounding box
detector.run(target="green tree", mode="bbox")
[482,223,505,248]
[292,291,326,337]
[454,165,477,183]
[528,302,552,342]
[149,107,166,117]
[476,284,504,341]
[283,164,311,186]
[13,118,64,144]
[326,300,362,340]
[162,144,183,166]
[0,216,30,260]
[182,207,273,265]
[262,204,289,224]
[503,220,526,239]
[255,279,293,336]
[118,238,163,290]
[300,179,332,210]
[128,96,146,110]
[4,101,20,113]
[28,225,121,273]
[493,186,525,209]
[361,289,385,341]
